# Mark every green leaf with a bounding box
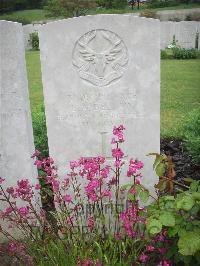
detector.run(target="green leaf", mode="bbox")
[127,193,135,201]
[184,177,194,183]
[121,183,133,190]
[159,212,175,227]
[178,231,200,256]
[155,162,166,177]
[147,218,162,235]
[139,190,149,203]
[176,195,195,211]
[153,154,162,170]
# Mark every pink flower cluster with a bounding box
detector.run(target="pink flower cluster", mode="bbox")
[127,159,144,178]
[120,205,146,239]
[16,179,33,201]
[111,125,125,144]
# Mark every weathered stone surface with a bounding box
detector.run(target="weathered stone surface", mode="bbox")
[175,21,199,49]
[160,21,176,49]
[0,21,37,223]
[39,15,160,194]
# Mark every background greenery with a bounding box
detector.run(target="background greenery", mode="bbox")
[1,1,200,23]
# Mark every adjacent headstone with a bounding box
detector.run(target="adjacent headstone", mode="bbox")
[160,21,176,49]
[0,21,37,236]
[175,21,198,49]
[39,15,160,194]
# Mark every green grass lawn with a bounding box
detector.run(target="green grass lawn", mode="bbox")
[0,9,49,23]
[25,51,200,139]
[1,3,200,23]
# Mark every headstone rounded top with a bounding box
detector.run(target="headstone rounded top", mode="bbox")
[72,29,128,87]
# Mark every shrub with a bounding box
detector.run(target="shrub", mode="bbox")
[147,0,178,8]
[32,107,49,157]
[161,49,169,59]
[172,47,197,59]
[185,14,200,21]
[140,10,157,18]
[183,107,200,164]
[169,17,181,22]
[29,32,40,50]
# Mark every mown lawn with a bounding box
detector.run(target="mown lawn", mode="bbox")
[25,51,200,139]
[1,3,200,23]
[0,9,49,23]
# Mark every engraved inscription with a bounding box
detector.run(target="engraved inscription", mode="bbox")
[72,29,128,86]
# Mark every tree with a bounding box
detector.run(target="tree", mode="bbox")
[44,0,96,17]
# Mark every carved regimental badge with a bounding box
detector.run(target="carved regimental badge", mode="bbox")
[72,29,128,87]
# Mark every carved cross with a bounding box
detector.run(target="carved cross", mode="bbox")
[99,131,128,160]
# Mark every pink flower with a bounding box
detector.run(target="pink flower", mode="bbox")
[16,179,33,200]
[34,160,42,169]
[52,179,59,192]
[70,160,79,170]
[112,125,125,143]
[146,245,155,251]
[139,254,149,263]
[18,206,29,217]
[6,186,14,195]
[0,177,5,185]
[31,150,41,158]
[158,248,166,255]
[35,183,41,190]
[130,187,137,195]
[102,190,112,198]
[112,148,124,158]
[89,193,98,202]
[7,242,17,253]
[101,165,110,178]
[87,217,95,231]
[63,194,72,203]
[127,166,136,177]
[4,207,13,216]
[135,178,141,185]
[158,260,172,266]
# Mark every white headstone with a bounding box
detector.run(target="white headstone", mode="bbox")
[0,21,37,234]
[39,15,160,193]
[160,21,176,49]
[175,21,198,49]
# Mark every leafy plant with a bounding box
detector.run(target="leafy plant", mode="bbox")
[183,107,200,163]
[172,47,198,59]
[147,154,200,264]
[32,107,49,157]
[29,32,40,50]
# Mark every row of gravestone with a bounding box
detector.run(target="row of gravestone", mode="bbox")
[0,15,160,223]
[23,21,200,50]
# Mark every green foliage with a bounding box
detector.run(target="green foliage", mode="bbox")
[29,32,40,50]
[0,16,31,24]
[161,50,169,59]
[32,107,49,157]
[172,47,198,59]
[147,179,200,263]
[44,0,96,17]
[183,107,200,163]
[0,0,43,14]
[185,13,200,21]
[178,231,200,256]
[147,0,178,8]
[96,0,127,9]
[140,9,157,18]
